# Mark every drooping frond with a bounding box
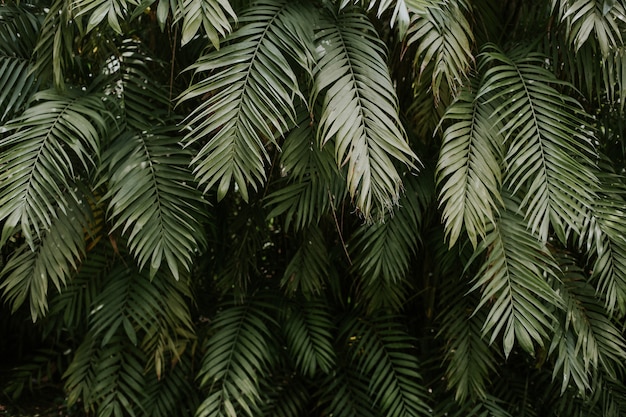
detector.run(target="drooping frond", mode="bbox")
[265,107,345,232]
[71,0,140,34]
[196,296,277,417]
[554,0,626,56]
[320,364,378,417]
[0,89,107,247]
[283,298,336,376]
[0,200,88,321]
[579,168,626,316]
[64,332,147,417]
[101,126,206,279]
[480,44,598,242]
[406,0,474,101]
[179,0,237,47]
[438,276,497,402]
[314,6,418,219]
[549,254,626,394]
[437,87,504,247]
[340,313,429,417]
[179,0,311,202]
[0,4,39,122]
[469,194,561,357]
[280,226,331,298]
[349,174,426,311]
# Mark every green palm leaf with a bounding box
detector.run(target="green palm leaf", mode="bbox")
[437,87,504,247]
[0,200,88,321]
[480,44,598,242]
[196,296,277,417]
[0,4,39,122]
[283,298,336,376]
[102,126,206,279]
[72,0,140,34]
[550,254,626,395]
[320,365,378,417]
[406,0,474,101]
[314,6,418,219]
[260,374,310,417]
[0,89,107,247]
[179,0,311,202]
[341,313,429,417]
[179,0,237,47]
[469,193,562,357]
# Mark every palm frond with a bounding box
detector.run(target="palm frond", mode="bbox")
[179,0,237,47]
[406,0,474,102]
[350,174,425,311]
[71,0,140,34]
[480,44,598,242]
[196,296,277,417]
[319,364,378,417]
[0,200,89,321]
[0,89,107,247]
[314,6,418,219]
[283,298,336,377]
[101,125,206,279]
[179,0,311,202]
[469,193,561,357]
[260,373,310,417]
[549,253,626,395]
[281,226,331,298]
[437,87,504,247]
[340,313,429,417]
[265,107,345,232]
[556,0,626,56]
[0,4,39,122]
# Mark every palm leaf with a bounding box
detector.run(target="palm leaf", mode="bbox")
[0,199,89,321]
[479,44,598,242]
[282,298,336,377]
[179,0,311,202]
[406,0,474,101]
[71,0,140,34]
[469,193,562,357]
[259,373,310,417]
[437,86,504,247]
[314,6,418,219]
[196,296,277,417]
[549,253,626,395]
[0,4,39,122]
[179,0,237,47]
[0,89,107,247]
[101,125,206,279]
[340,313,429,417]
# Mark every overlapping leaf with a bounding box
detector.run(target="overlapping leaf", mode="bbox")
[0,89,107,247]
[437,87,504,247]
[71,0,140,34]
[102,126,205,279]
[480,44,598,242]
[179,0,237,47]
[314,6,417,219]
[469,194,562,357]
[180,0,311,202]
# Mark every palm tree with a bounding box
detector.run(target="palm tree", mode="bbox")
[2,0,626,416]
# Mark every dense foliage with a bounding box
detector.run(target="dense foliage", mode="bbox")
[2,0,626,416]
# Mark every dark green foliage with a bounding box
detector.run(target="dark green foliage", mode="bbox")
[2,0,626,416]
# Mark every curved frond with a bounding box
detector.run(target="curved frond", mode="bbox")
[0,4,39,122]
[0,200,88,321]
[437,87,504,247]
[469,194,561,357]
[0,89,107,247]
[179,0,237,47]
[314,6,418,219]
[480,44,598,242]
[283,298,336,376]
[550,254,626,394]
[179,0,311,202]
[72,0,140,34]
[281,226,330,298]
[102,126,206,279]
[340,313,429,417]
[406,0,474,101]
[320,365,378,417]
[196,296,277,417]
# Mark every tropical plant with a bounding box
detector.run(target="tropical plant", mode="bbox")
[2,0,626,416]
